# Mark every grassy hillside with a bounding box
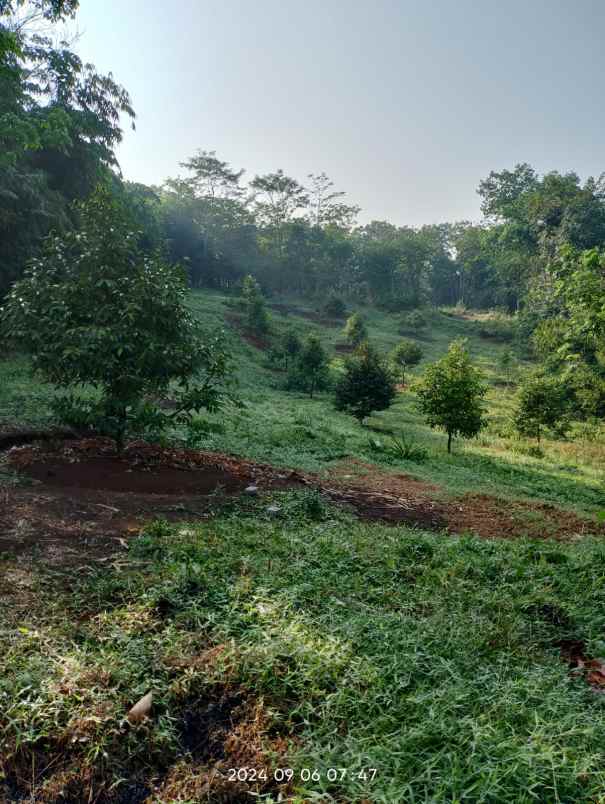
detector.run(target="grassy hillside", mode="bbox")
[195,291,603,514]
[2,289,604,514]
[2,291,605,802]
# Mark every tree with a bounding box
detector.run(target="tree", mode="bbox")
[416,340,487,453]
[306,172,359,229]
[241,274,269,334]
[286,334,330,398]
[335,343,396,424]
[179,149,244,200]
[1,188,231,453]
[344,312,367,347]
[399,310,427,334]
[514,373,568,444]
[324,294,347,319]
[0,0,135,295]
[283,330,301,370]
[498,348,515,385]
[390,339,423,385]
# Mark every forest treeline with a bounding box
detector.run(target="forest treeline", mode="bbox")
[2,0,605,424]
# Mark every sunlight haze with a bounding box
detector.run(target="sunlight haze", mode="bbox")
[74,0,605,225]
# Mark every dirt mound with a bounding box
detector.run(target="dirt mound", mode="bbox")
[1,439,304,563]
[23,457,248,495]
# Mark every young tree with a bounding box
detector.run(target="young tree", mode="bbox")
[1,188,231,453]
[399,310,427,334]
[498,348,515,385]
[514,373,568,444]
[390,339,423,385]
[241,274,269,334]
[283,330,301,370]
[286,334,330,398]
[416,340,487,453]
[344,312,368,347]
[323,294,347,319]
[334,343,396,424]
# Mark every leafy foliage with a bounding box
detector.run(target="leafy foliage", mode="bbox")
[343,312,368,347]
[399,309,427,333]
[390,339,423,384]
[286,334,330,398]
[1,188,231,451]
[334,343,396,423]
[416,340,487,452]
[515,372,569,443]
[241,274,269,334]
[323,294,347,318]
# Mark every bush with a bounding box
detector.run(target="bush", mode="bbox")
[368,434,428,463]
[323,295,347,318]
[241,274,270,334]
[335,343,396,424]
[390,339,423,384]
[415,339,487,453]
[283,330,302,369]
[343,312,368,347]
[2,188,231,453]
[286,334,330,398]
[398,310,427,333]
[515,372,569,443]
[473,314,515,342]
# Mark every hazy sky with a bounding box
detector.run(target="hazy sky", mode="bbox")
[72,0,604,226]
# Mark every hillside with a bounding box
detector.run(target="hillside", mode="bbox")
[2,293,605,802]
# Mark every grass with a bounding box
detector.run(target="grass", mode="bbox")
[3,493,605,801]
[2,292,605,801]
[1,292,603,515]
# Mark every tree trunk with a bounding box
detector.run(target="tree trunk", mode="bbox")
[447,431,452,453]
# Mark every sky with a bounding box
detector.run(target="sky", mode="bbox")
[71,0,605,226]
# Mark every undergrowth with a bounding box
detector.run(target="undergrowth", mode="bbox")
[2,492,605,801]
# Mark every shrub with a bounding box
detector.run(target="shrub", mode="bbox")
[323,295,347,319]
[473,314,515,342]
[283,330,302,369]
[343,312,368,347]
[335,343,396,424]
[286,334,330,398]
[398,310,427,333]
[390,339,423,385]
[415,340,487,453]
[2,188,231,453]
[497,348,517,386]
[241,274,269,334]
[515,373,569,444]
[368,434,428,462]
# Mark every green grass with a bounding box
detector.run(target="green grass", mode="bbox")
[2,290,604,515]
[3,493,605,801]
[187,292,604,515]
[2,293,605,800]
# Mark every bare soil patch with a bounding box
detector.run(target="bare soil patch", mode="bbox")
[224,313,270,350]
[326,459,605,540]
[1,442,602,572]
[0,439,303,564]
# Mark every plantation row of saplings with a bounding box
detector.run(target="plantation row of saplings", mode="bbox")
[1,189,577,461]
